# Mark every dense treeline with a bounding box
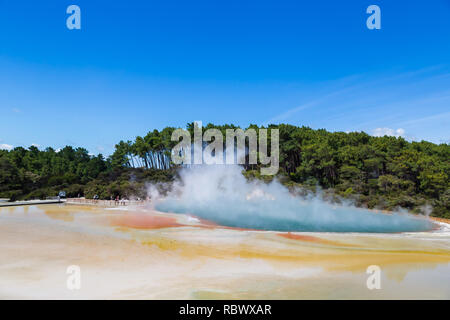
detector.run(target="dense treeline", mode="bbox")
[0,124,448,218]
[110,128,176,170]
[273,124,449,217]
[0,145,175,201]
[0,146,108,201]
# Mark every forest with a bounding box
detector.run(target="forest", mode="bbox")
[0,123,448,218]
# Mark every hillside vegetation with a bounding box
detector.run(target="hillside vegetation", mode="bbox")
[0,124,448,218]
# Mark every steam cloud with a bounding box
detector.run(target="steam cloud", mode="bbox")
[152,165,435,233]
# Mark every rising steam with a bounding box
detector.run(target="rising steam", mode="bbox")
[152,165,435,233]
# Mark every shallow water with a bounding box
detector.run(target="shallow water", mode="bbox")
[0,204,449,299]
[156,198,435,233]
[154,165,435,233]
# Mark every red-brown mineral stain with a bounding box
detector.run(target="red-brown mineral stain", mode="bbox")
[278,232,357,247]
[110,214,184,229]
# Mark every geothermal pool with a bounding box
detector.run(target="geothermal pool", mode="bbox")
[0,203,449,299]
[156,199,434,233]
[154,166,434,233]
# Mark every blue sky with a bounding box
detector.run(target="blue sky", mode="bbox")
[0,0,449,155]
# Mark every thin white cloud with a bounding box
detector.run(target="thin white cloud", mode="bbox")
[372,128,406,138]
[0,143,14,151]
[352,91,450,129]
[397,110,450,126]
[31,143,40,148]
[263,85,357,125]
[264,66,450,143]
[12,108,21,113]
